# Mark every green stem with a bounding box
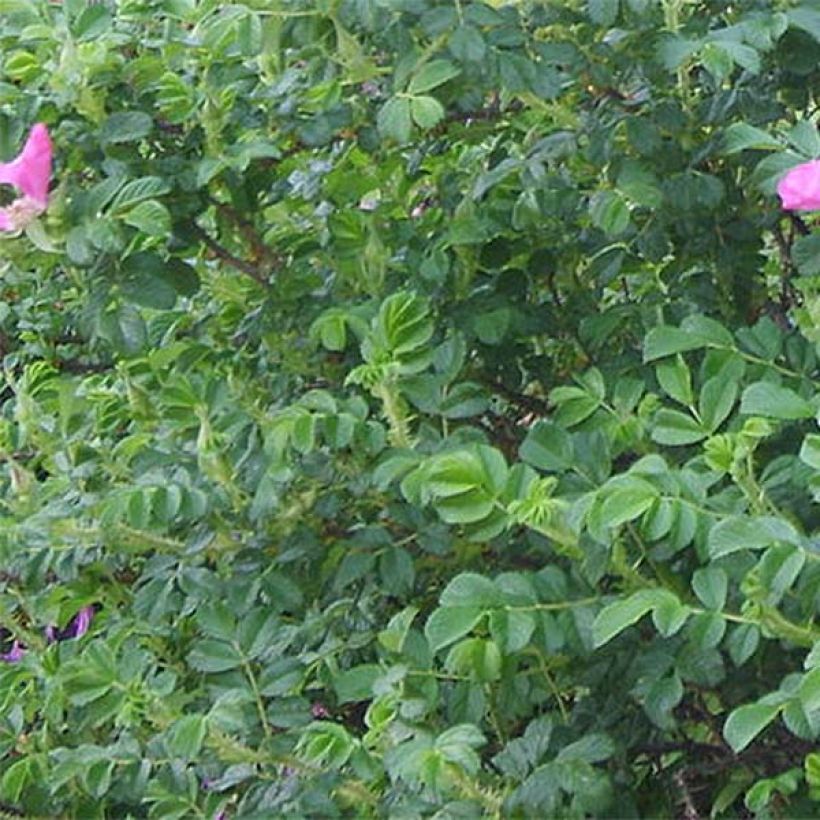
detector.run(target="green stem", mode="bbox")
[237,649,272,738]
[374,381,412,447]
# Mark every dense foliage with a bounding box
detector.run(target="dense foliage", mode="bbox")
[2,0,820,816]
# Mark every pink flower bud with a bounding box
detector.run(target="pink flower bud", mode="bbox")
[0,123,53,232]
[0,640,25,663]
[777,159,820,212]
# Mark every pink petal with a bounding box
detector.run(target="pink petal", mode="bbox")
[0,123,52,207]
[777,159,820,212]
[0,640,25,663]
[0,209,12,231]
[70,605,95,638]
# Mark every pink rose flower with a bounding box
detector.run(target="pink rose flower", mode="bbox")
[777,159,820,212]
[0,123,53,232]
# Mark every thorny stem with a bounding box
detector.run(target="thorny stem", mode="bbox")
[188,222,271,288]
[374,381,412,448]
[209,198,282,270]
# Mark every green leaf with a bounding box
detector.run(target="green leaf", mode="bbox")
[519,421,573,472]
[700,42,734,83]
[445,637,502,682]
[166,714,208,760]
[589,190,631,236]
[156,71,197,123]
[187,640,244,673]
[651,595,691,637]
[436,724,485,773]
[740,382,814,420]
[786,120,820,157]
[800,434,820,470]
[489,609,536,653]
[644,326,713,362]
[334,664,381,704]
[377,98,412,143]
[166,259,200,296]
[378,606,419,653]
[687,611,726,650]
[643,673,684,729]
[373,291,433,358]
[721,122,783,155]
[440,573,499,608]
[593,588,670,647]
[426,446,507,525]
[724,702,781,753]
[588,0,619,26]
[727,623,760,667]
[122,199,172,237]
[100,111,153,144]
[651,409,706,446]
[598,481,658,528]
[109,177,172,214]
[297,722,356,769]
[792,234,820,276]
[655,355,693,406]
[617,161,663,208]
[410,95,445,129]
[119,252,178,310]
[789,6,820,43]
[449,25,486,62]
[557,732,615,763]
[440,381,488,419]
[434,489,494,524]
[698,376,737,432]
[708,516,803,559]
[197,602,236,641]
[692,567,727,610]
[72,3,111,39]
[425,607,484,653]
[799,667,820,713]
[0,758,32,804]
[408,59,460,93]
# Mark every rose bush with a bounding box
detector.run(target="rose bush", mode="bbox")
[1,0,820,817]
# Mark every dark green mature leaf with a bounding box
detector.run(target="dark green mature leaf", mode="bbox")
[651,409,706,445]
[166,714,208,760]
[5,1,820,815]
[378,97,412,143]
[699,376,737,432]
[334,664,381,703]
[425,607,484,654]
[109,177,171,213]
[740,382,814,419]
[411,95,445,129]
[408,60,460,93]
[100,111,153,144]
[655,356,693,406]
[119,252,178,309]
[722,122,782,154]
[644,327,711,362]
[724,703,781,753]
[187,640,244,673]
[598,481,658,528]
[589,191,631,236]
[708,516,803,558]
[692,567,728,610]
[519,421,573,472]
[593,589,675,647]
[792,234,820,276]
[588,0,619,26]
